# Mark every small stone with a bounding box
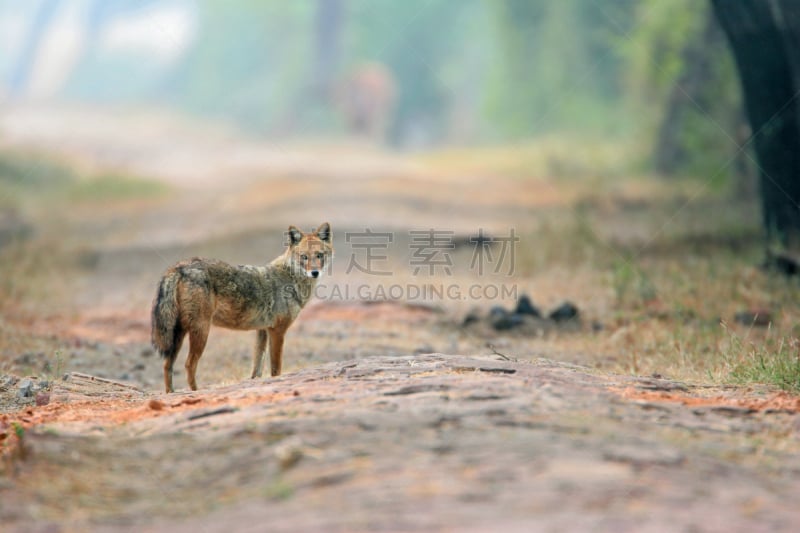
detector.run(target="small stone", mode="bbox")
[148,399,165,411]
[763,249,800,276]
[515,295,542,317]
[14,352,40,366]
[734,309,772,327]
[17,378,34,398]
[140,347,155,357]
[274,438,304,470]
[549,301,579,322]
[491,312,524,331]
[461,309,481,327]
[0,375,17,389]
[488,306,508,319]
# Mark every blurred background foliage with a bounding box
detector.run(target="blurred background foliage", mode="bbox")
[0,0,749,183]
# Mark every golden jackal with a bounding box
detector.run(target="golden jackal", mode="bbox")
[151,223,332,392]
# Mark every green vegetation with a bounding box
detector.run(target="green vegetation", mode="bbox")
[57,0,738,179]
[66,173,168,203]
[724,328,800,392]
[0,151,72,208]
[0,150,169,206]
[264,478,294,501]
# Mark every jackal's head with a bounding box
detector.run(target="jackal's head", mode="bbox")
[286,222,333,279]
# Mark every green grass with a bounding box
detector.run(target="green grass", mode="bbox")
[724,328,800,392]
[0,149,169,207]
[263,478,294,501]
[0,151,73,186]
[66,173,168,202]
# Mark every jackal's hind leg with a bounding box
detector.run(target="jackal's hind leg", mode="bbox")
[163,328,185,393]
[252,329,268,378]
[164,357,175,394]
[185,324,210,391]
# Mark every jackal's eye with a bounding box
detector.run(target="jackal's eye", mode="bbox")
[315,252,324,260]
[300,254,308,261]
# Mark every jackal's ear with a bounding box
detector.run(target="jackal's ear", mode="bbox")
[288,225,303,246]
[316,222,331,243]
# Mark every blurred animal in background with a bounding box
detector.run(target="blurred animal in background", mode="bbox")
[337,62,397,143]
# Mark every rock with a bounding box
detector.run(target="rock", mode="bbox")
[0,375,18,389]
[15,352,44,366]
[491,312,524,331]
[35,392,50,406]
[17,378,34,398]
[515,294,542,317]
[549,301,579,322]
[461,309,481,327]
[274,437,305,470]
[487,306,518,331]
[763,249,800,276]
[148,399,165,411]
[140,347,155,357]
[734,309,772,327]
[488,306,508,319]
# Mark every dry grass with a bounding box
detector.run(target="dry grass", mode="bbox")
[1,140,798,392]
[423,140,800,390]
[510,194,800,390]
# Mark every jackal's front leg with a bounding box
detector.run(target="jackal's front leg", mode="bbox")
[251,329,268,378]
[268,321,290,377]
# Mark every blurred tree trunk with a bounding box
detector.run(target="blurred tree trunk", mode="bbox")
[314,0,345,99]
[712,0,800,247]
[7,0,61,98]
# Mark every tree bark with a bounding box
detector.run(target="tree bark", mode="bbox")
[712,0,800,247]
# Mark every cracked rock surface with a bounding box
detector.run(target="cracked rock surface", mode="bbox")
[3,354,800,532]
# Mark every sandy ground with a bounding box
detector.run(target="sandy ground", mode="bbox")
[0,105,799,532]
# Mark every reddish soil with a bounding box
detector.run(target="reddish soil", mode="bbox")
[615,387,800,413]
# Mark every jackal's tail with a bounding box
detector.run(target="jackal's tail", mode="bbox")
[151,270,183,363]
